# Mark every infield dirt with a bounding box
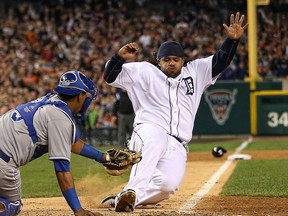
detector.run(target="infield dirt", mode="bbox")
[19,148,288,216]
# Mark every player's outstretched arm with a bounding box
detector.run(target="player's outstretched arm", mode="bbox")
[223,12,248,40]
[103,42,139,83]
[104,42,139,83]
[211,12,248,77]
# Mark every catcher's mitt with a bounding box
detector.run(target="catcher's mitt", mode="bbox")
[103,148,142,176]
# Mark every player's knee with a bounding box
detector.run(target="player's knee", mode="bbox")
[0,197,22,216]
[159,176,178,194]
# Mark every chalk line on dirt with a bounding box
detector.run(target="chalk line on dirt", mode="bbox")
[178,137,253,213]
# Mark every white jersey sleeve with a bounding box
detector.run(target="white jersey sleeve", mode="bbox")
[107,62,149,90]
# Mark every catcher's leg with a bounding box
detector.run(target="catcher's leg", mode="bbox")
[0,161,22,215]
[0,198,22,216]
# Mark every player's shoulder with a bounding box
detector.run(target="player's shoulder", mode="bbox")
[125,61,154,67]
[185,55,213,67]
[124,61,158,74]
[37,104,72,122]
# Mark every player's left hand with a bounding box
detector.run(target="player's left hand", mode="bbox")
[223,12,248,40]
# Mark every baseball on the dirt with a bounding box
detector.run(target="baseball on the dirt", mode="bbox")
[212,146,227,158]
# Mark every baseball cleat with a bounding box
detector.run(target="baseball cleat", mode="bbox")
[100,194,116,208]
[115,189,136,212]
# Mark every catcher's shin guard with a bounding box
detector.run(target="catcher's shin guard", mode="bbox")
[115,189,136,212]
[0,197,22,216]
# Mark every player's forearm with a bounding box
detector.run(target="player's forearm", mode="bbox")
[56,172,82,212]
[72,139,106,163]
[56,171,75,192]
[212,38,239,77]
[104,53,126,83]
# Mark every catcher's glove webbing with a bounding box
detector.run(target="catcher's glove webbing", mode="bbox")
[102,148,142,176]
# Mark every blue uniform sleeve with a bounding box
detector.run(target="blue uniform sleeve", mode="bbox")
[104,53,126,83]
[53,159,70,172]
[212,38,240,77]
[63,188,82,211]
[79,143,104,163]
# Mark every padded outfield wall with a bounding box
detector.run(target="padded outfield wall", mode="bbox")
[193,81,286,136]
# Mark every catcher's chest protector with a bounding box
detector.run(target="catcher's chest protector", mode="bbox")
[14,93,78,160]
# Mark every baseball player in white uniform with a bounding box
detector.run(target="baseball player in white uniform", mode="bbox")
[101,12,248,212]
[0,71,109,216]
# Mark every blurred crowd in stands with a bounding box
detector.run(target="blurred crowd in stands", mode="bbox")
[0,0,287,137]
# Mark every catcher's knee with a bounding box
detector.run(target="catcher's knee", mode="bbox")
[0,197,22,216]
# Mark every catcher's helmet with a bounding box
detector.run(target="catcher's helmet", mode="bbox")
[55,70,97,98]
[55,70,97,119]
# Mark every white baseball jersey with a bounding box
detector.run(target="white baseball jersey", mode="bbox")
[108,55,216,143]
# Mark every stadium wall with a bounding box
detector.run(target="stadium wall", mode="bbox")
[193,80,287,136]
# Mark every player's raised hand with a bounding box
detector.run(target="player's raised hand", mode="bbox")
[223,12,248,40]
[119,42,139,62]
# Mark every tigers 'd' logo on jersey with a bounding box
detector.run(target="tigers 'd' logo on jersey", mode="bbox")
[204,89,237,125]
[183,77,194,95]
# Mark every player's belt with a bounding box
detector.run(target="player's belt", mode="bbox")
[0,150,10,163]
[172,135,183,143]
[172,135,189,153]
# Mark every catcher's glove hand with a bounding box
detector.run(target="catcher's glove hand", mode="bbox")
[103,148,142,176]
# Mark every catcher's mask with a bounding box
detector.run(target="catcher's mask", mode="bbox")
[55,70,97,118]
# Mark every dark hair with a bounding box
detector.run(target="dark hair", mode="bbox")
[57,92,81,101]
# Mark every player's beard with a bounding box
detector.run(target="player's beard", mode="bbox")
[163,67,181,78]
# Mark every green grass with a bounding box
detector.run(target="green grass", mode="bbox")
[188,140,243,152]
[218,139,288,197]
[246,140,288,150]
[221,160,288,197]
[188,139,288,151]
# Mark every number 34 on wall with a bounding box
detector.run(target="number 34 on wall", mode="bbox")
[268,112,288,127]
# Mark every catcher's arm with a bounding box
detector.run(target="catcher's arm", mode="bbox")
[71,139,110,163]
[72,139,141,176]
[54,160,102,215]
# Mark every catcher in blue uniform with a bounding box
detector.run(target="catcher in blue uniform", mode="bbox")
[0,70,141,216]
